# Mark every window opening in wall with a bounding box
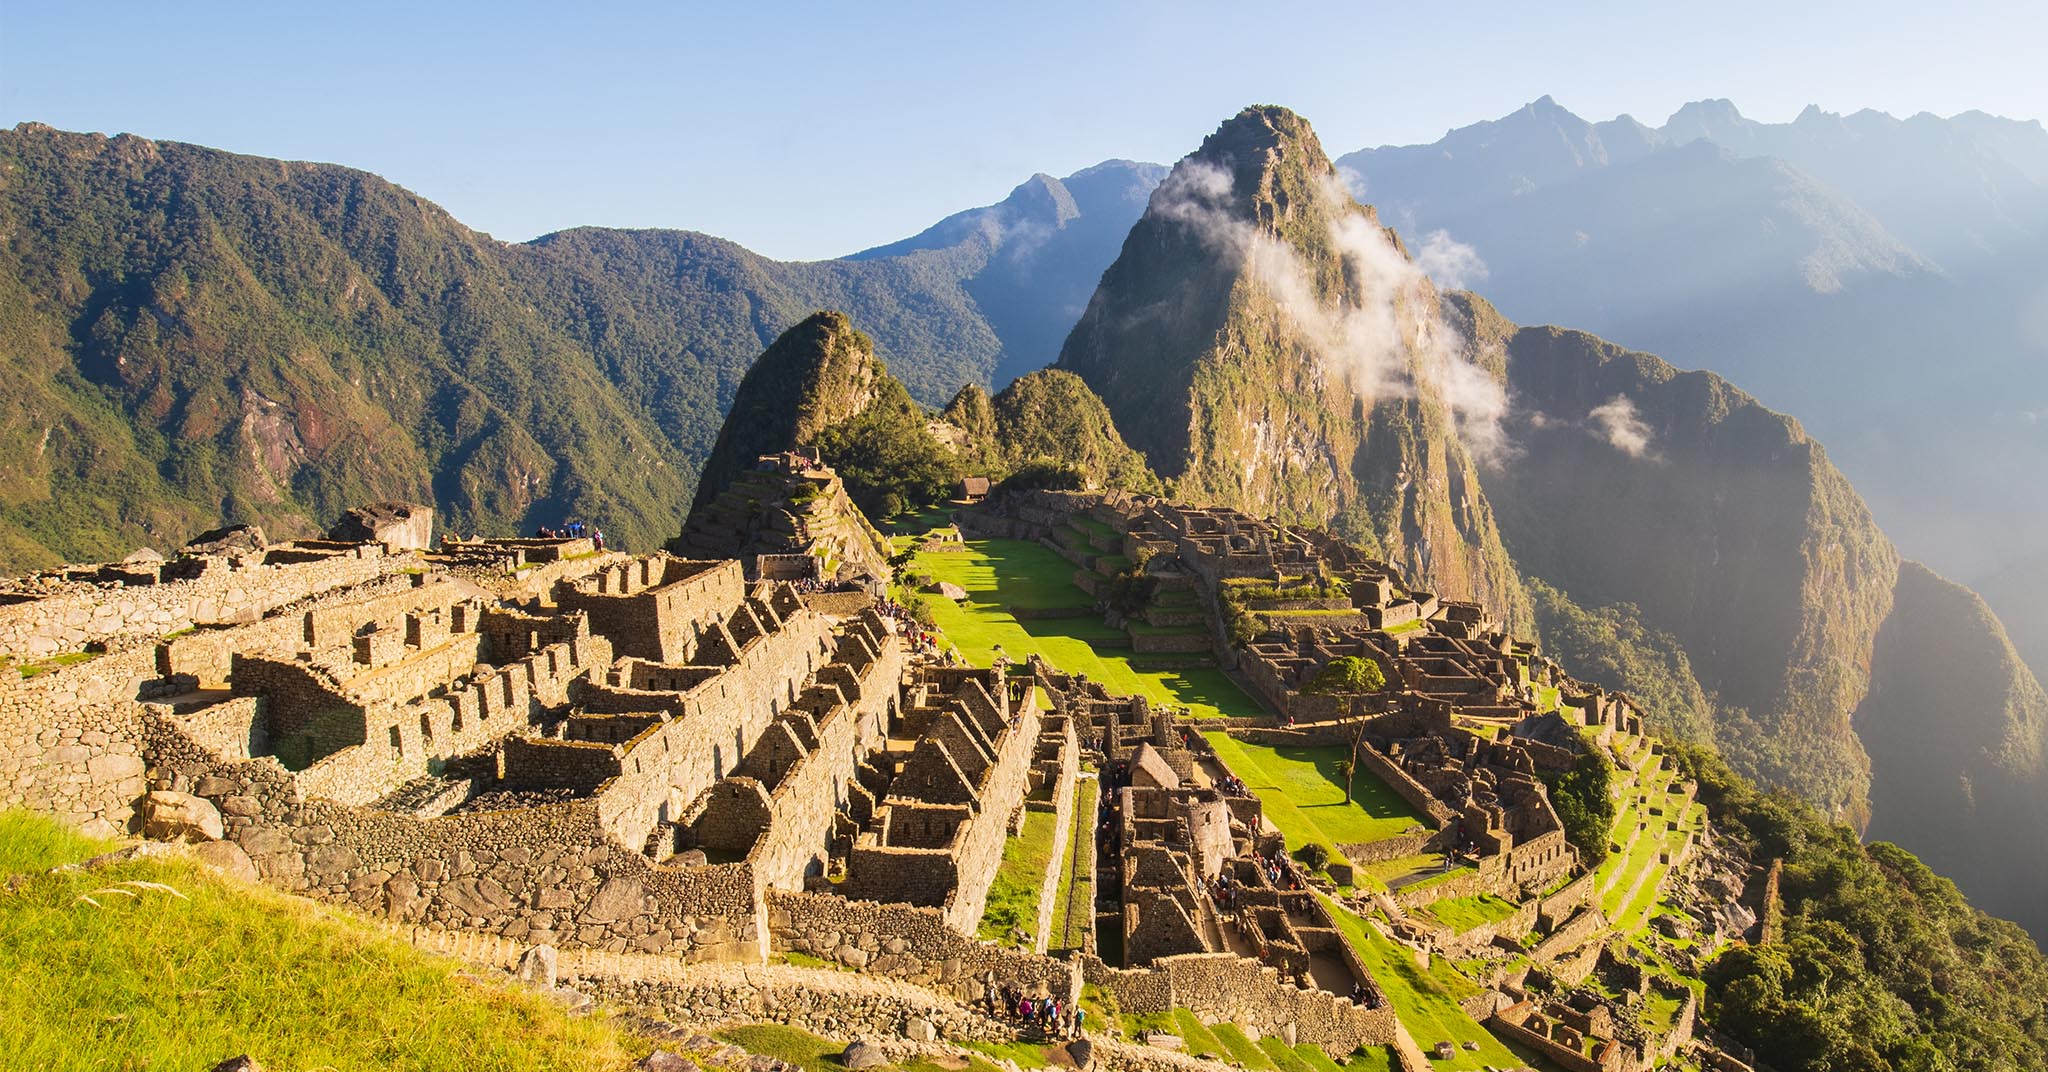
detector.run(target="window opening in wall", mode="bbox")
[389,725,403,756]
[420,713,433,741]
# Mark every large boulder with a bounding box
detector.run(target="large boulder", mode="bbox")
[840,1040,888,1069]
[140,791,224,842]
[190,840,259,883]
[183,524,267,558]
[926,581,969,602]
[329,501,435,551]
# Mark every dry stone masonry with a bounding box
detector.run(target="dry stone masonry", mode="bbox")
[2,480,1737,1068]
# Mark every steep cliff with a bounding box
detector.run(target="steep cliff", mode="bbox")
[1462,290,1898,823]
[1056,106,1529,629]
[1855,562,2048,938]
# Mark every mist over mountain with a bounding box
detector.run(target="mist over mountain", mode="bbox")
[1335,97,2048,605]
[1056,105,1531,629]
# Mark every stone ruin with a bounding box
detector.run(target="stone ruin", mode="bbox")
[675,453,894,587]
[1,482,1724,1064]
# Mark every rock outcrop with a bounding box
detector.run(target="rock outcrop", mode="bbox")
[1056,105,1529,630]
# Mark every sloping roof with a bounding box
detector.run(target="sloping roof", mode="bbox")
[1130,742,1181,789]
[960,476,991,496]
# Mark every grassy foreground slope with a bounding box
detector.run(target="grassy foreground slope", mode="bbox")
[0,811,644,1072]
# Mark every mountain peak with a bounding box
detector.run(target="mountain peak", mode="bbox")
[1662,97,1752,143]
[685,310,886,515]
[1006,172,1081,226]
[1199,105,1333,172]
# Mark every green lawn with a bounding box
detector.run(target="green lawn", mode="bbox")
[1201,1023,1270,1069]
[1360,852,1446,886]
[1202,733,1429,861]
[910,538,1264,720]
[1050,778,1099,951]
[1318,894,1521,1072]
[0,811,646,1072]
[1423,893,1520,933]
[980,807,1061,944]
[1121,1008,1231,1059]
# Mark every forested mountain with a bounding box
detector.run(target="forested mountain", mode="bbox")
[0,124,1154,566]
[1459,293,2048,936]
[849,161,1166,387]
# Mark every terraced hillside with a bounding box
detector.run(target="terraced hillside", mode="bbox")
[895,530,1258,720]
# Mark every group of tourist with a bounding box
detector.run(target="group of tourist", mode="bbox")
[1257,848,1302,892]
[877,597,952,662]
[788,575,859,595]
[534,520,605,551]
[985,984,1086,1039]
[1208,868,1244,910]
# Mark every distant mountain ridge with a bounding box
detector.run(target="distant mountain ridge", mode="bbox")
[1335,96,2048,596]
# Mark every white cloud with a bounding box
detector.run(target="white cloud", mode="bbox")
[1588,394,1656,457]
[1413,230,1489,291]
[1142,159,1515,462]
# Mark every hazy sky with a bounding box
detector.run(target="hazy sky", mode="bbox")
[4,1,2043,261]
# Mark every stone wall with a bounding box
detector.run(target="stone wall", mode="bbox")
[1437,898,1540,960]
[277,631,612,808]
[152,750,769,962]
[0,544,405,659]
[848,679,1045,933]
[1354,742,1456,825]
[157,574,443,688]
[1028,720,1081,952]
[555,557,745,663]
[731,629,904,890]
[1529,906,1607,964]
[767,890,1076,1002]
[585,605,835,854]
[1486,1009,1608,1072]
[0,644,163,835]
[1539,872,1597,930]
[1083,953,1400,1056]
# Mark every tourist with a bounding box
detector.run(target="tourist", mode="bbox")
[593,529,605,552]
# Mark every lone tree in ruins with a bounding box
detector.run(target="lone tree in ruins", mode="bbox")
[1304,656,1386,804]
[1305,655,1386,696]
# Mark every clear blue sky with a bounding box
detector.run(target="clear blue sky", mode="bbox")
[4,1,2043,261]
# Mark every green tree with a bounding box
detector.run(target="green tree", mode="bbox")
[1304,656,1387,695]
[1540,744,1616,868]
[813,378,961,519]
